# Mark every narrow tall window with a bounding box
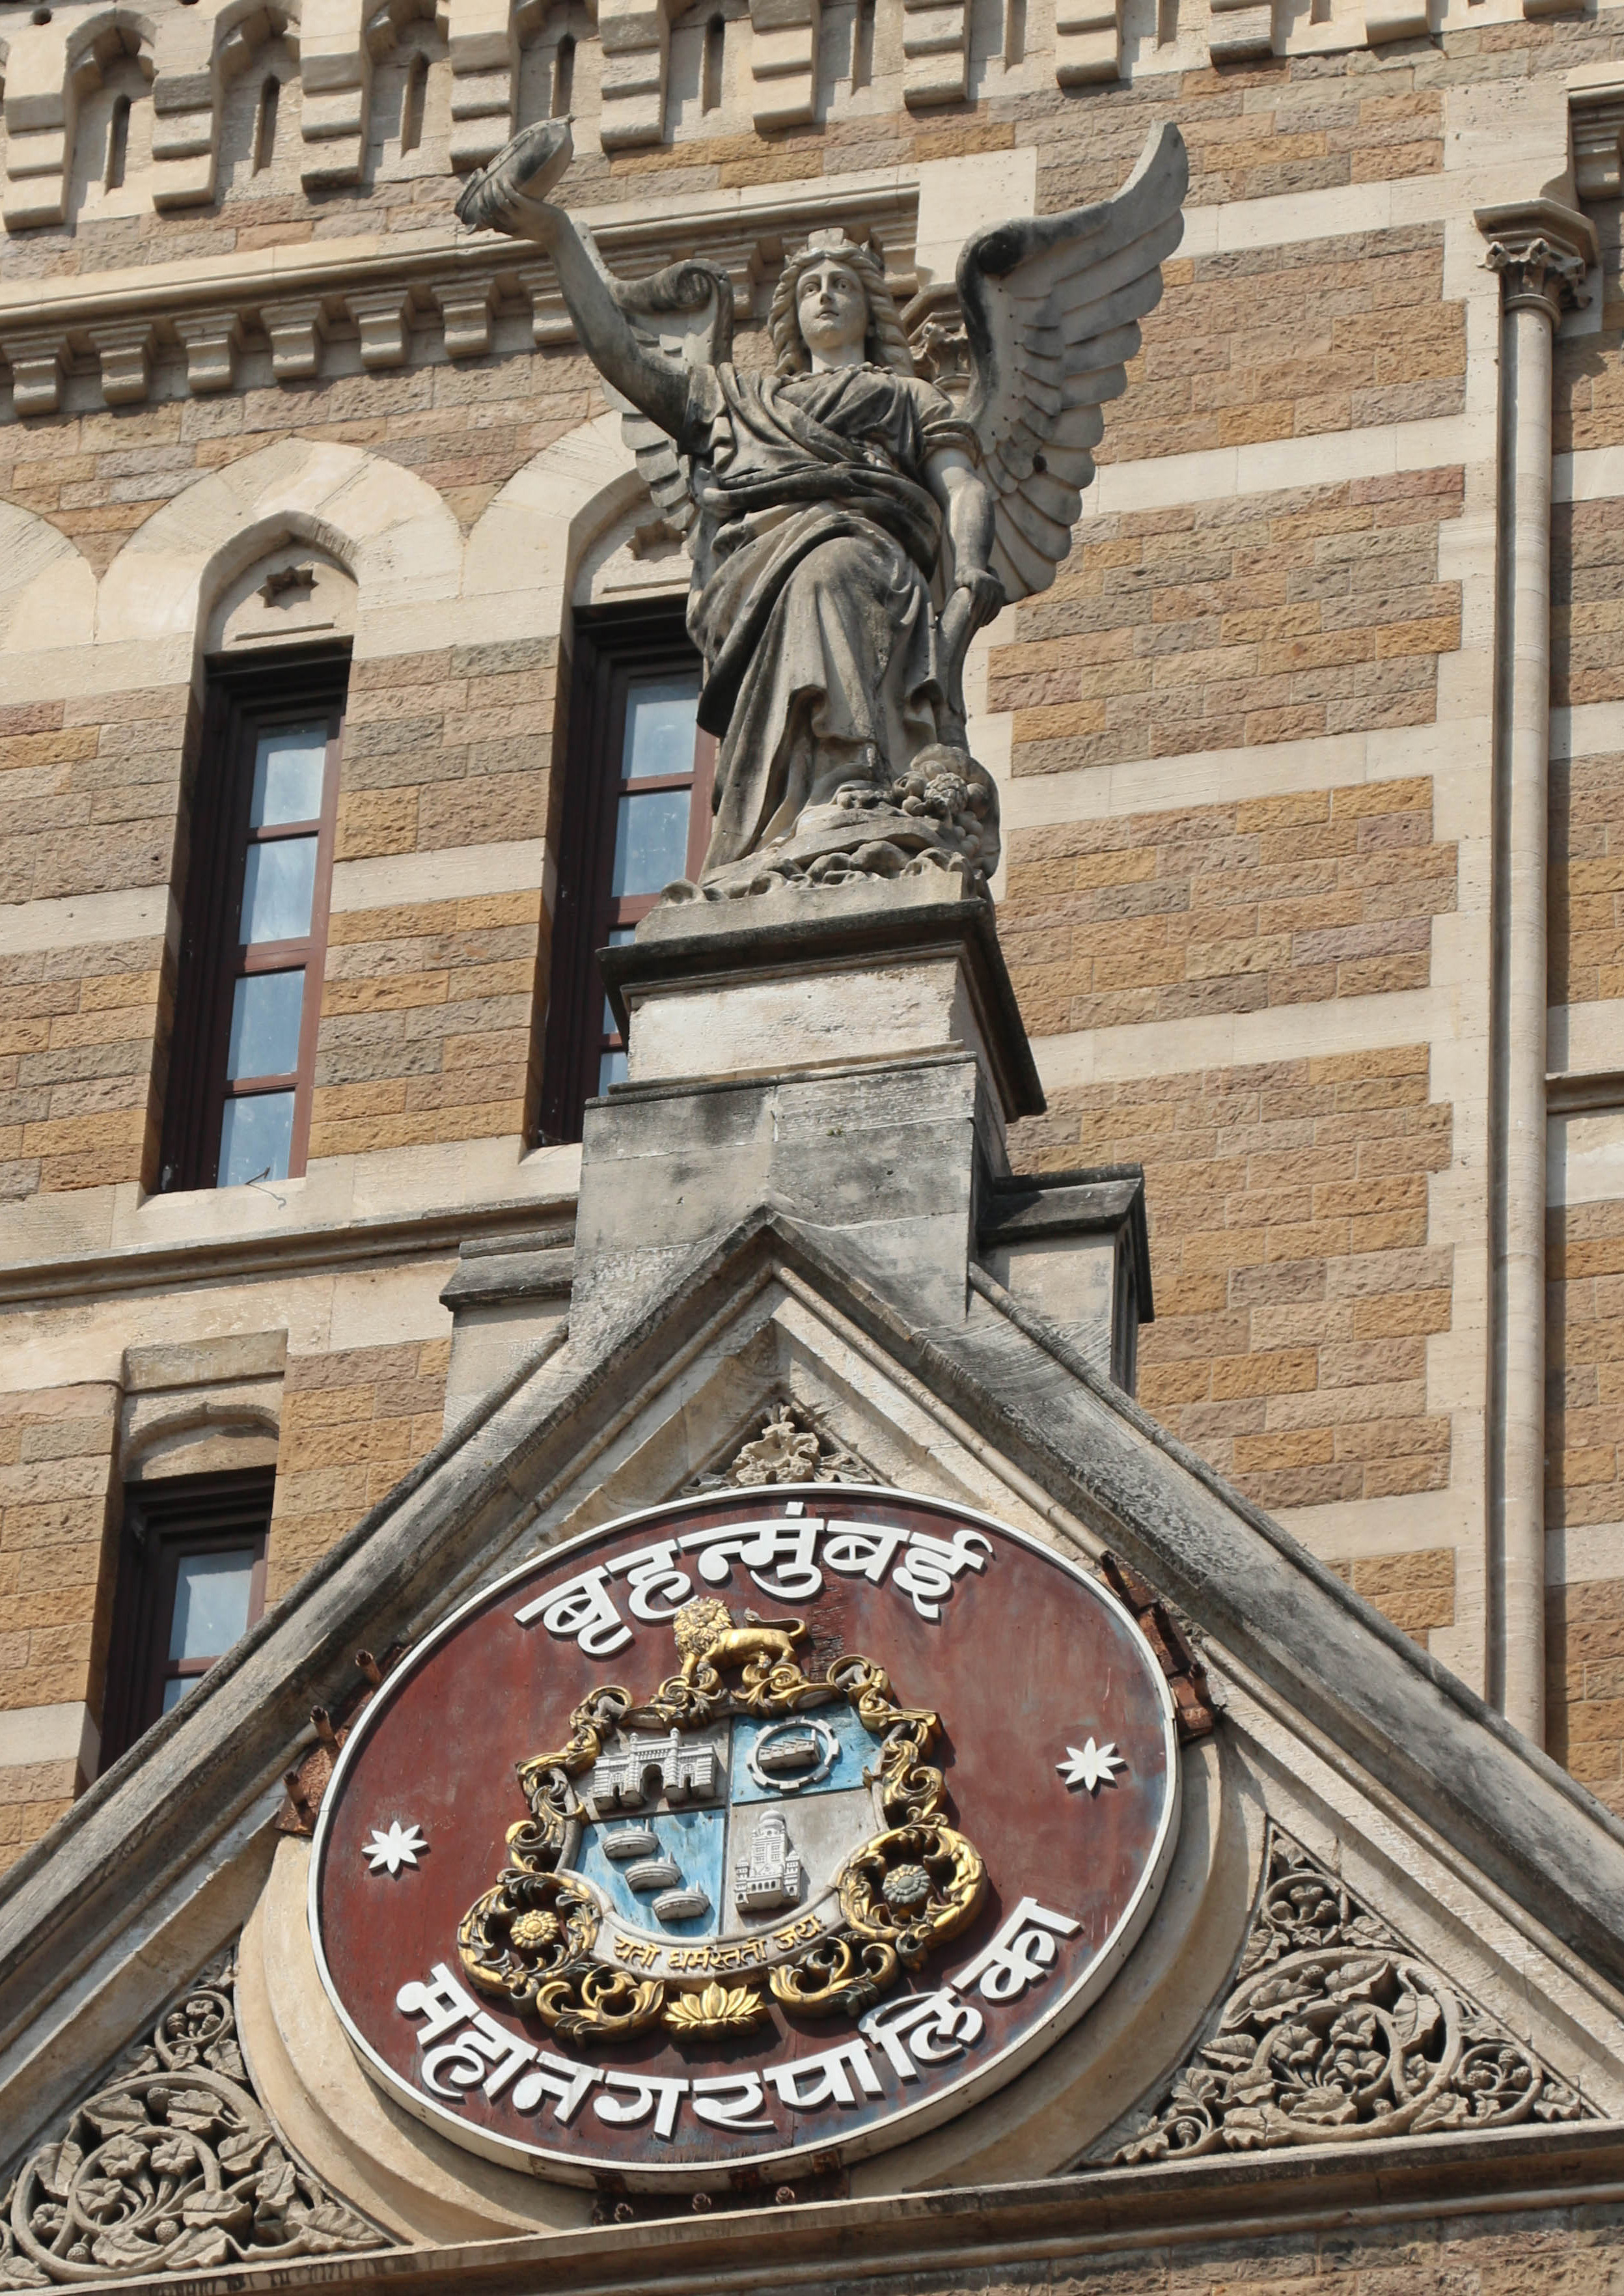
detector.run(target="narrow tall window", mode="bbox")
[551,33,575,116]
[540,605,715,1142]
[98,1469,275,1769]
[105,94,130,189]
[702,14,726,110]
[254,74,280,171]
[161,648,346,1193]
[401,49,428,153]
[852,0,875,87]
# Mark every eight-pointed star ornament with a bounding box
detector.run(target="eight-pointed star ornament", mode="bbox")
[363,1819,428,1875]
[1056,1739,1127,1794]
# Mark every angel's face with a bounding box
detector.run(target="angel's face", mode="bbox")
[797,261,869,367]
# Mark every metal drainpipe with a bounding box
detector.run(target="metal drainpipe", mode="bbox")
[1477,201,1595,1744]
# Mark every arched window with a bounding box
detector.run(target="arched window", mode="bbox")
[162,551,355,1193]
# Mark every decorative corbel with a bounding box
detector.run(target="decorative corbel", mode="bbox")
[437,275,497,356]
[1569,78,1624,205]
[1,328,70,418]
[174,311,247,393]
[260,296,331,381]
[88,319,158,407]
[348,284,415,367]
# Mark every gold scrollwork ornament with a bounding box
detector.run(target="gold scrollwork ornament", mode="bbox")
[457,1597,988,2043]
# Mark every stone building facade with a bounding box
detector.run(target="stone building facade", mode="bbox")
[3,5,1624,2280]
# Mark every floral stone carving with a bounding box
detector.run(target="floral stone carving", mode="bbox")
[1094,1827,1591,2165]
[0,1950,386,2286]
[687,1402,875,1492]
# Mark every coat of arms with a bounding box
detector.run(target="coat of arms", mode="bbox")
[457,1596,986,2040]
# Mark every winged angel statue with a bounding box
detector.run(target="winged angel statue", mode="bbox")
[456,120,1187,901]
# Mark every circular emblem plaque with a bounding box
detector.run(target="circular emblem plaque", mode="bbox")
[309,1487,1179,2186]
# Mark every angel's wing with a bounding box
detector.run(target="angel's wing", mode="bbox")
[957,121,1188,605]
[606,260,735,540]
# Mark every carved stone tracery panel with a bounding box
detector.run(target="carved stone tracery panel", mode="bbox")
[0,1950,389,2288]
[1092,1828,1593,2166]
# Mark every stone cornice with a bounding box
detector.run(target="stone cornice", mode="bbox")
[0,171,920,412]
[0,1192,577,1310]
[1476,197,1597,322]
[53,2122,1624,2296]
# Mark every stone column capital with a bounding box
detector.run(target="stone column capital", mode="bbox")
[1476,198,1598,323]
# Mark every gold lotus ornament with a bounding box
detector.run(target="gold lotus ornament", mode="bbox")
[662,1982,767,2036]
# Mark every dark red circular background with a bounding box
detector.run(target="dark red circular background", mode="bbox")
[312,1489,1176,2177]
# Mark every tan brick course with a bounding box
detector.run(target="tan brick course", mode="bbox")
[1002,777,1455,1033]
[266,1340,452,1599]
[1327,1547,1455,1650]
[999,471,1463,775]
[1104,227,1463,466]
[1012,1047,1453,1508]
[0,1386,118,1730]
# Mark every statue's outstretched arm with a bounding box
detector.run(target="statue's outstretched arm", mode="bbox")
[456,126,689,441]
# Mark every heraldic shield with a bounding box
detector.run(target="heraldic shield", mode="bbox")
[456,1592,988,2039]
[309,1489,1183,2187]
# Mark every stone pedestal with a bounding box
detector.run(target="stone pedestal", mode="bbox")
[570,878,1041,1349]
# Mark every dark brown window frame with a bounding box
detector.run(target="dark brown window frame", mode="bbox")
[539,602,715,1144]
[98,1467,275,1769]
[160,644,349,1193]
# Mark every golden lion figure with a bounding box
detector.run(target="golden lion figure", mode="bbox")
[674,1596,805,1684]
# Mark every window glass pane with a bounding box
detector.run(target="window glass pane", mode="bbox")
[599,1047,628,1093]
[601,922,635,1034]
[611,788,690,897]
[622,675,700,782]
[241,837,317,944]
[251,725,327,826]
[161,1677,190,1715]
[227,969,304,1081]
[168,1547,256,1663]
[219,1089,296,1185]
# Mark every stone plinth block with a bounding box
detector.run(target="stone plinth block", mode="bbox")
[603,876,1045,1128]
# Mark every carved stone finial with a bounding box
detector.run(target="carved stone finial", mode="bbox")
[1088,1827,1591,2168]
[685,1402,876,1492]
[0,1949,389,2286]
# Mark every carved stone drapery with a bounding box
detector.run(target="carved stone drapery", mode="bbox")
[0,1952,388,2287]
[1092,1829,1591,2166]
[686,1402,878,1491]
